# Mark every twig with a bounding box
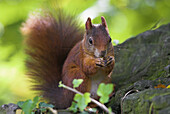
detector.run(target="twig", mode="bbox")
[61,83,115,114]
[149,102,153,114]
[121,89,139,114]
[47,107,58,114]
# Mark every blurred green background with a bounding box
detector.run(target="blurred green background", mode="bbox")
[0,0,170,105]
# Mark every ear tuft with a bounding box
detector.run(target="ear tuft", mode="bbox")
[101,16,107,27]
[85,17,92,30]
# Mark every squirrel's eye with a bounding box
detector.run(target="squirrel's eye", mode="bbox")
[89,38,93,45]
[109,38,112,43]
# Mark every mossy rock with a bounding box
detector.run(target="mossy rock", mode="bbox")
[122,88,170,114]
[109,23,170,113]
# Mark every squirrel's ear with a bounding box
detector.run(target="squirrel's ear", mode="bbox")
[86,17,92,31]
[101,16,107,27]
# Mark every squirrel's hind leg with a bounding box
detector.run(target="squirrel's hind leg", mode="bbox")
[62,63,91,106]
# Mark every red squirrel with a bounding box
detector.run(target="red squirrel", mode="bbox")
[21,12,115,109]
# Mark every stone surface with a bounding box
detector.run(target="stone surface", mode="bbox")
[0,103,19,114]
[112,24,170,87]
[122,89,170,114]
[109,24,170,113]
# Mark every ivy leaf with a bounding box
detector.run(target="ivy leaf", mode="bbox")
[108,107,113,114]
[17,101,25,108]
[39,102,54,113]
[21,99,34,114]
[72,79,83,88]
[69,102,78,113]
[97,83,114,104]
[17,96,42,114]
[74,92,91,111]
[33,96,41,104]
[32,96,41,108]
[84,93,91,104]
[40,108,46,113]
[39,102,54,108]
[80,111,89,114]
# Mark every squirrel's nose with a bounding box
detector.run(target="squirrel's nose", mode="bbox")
[100,50,106,57]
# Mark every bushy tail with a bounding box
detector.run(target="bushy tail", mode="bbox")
[21,11,83,108]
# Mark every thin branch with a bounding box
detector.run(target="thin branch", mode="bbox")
[61,84,115,114]
[121,89,139,114]
[47,107,58,114]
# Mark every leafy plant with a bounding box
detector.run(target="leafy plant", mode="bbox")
[73,79,83,88]
[97,83,114,103]
[38,102,54,113]
[17,96,54,114]
[74,92,91,111]
[59,79,115,114]
[69,102,79,113]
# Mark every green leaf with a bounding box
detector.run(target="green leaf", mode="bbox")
[39,102,54,108]
[84,93,91,104]
[69,102,78,113]
[72,79,83,88]
[33,96,41,103]
[38,102,54,113]
[108,107,113,114]
[32,96,41,108]
[38,102,54,112]
[21,99,34,114]
[74,92,91,111]
[97,83,114,103]
[17,96,42,114]
[17,101,25,108]
[79,111,89,114]
[40,108,46,113]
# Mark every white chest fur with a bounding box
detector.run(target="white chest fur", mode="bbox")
[89,70,108,99]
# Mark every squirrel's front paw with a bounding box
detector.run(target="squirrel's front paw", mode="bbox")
[95,58,105,67]
[104,56,114,66]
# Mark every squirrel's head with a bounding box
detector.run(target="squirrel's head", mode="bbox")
[83,16,113,58]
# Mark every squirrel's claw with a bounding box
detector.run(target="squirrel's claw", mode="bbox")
[95,58,105,67]
[104,56,114,66]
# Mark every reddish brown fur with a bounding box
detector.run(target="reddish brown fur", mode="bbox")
[91,25,110,50]
[22,12,114,109]
[22,12,83,108]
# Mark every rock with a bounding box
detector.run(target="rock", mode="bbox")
[109,24,170,113]
[0,103,19,114]
[112,24,170,87]
[122,89,170,114]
